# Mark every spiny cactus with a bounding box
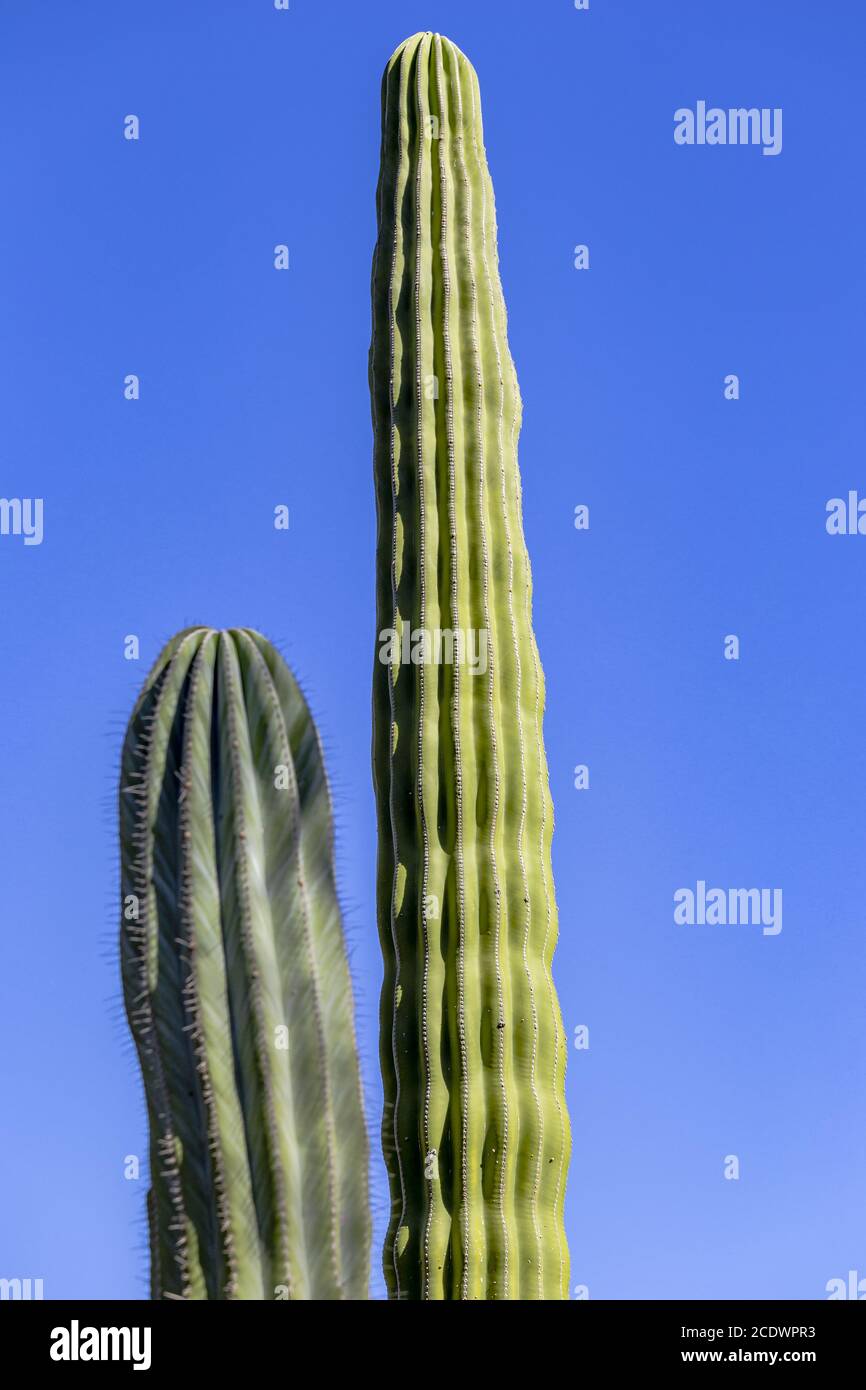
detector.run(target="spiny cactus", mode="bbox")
[120,627,369,1300]
[369,33,571,1299]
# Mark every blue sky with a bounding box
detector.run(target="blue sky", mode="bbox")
[1,0,863,1300]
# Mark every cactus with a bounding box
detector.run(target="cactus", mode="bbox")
[369,33,571,1299]
[120,627,369,1300]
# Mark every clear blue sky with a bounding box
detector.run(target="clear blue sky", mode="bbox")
[1,0,863,1300]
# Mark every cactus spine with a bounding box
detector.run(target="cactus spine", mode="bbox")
[120,627,369,1300]
[370,33,571,1299]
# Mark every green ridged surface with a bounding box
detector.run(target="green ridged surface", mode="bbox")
[120,627,369,1300]
[370,33,571,1300]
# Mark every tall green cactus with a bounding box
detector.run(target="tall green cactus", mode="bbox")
[120,627,369,1300]
[370,33,571,1299]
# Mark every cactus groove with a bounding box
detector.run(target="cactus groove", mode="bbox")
[120,627,370,1300]
[370,32,571,1299]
